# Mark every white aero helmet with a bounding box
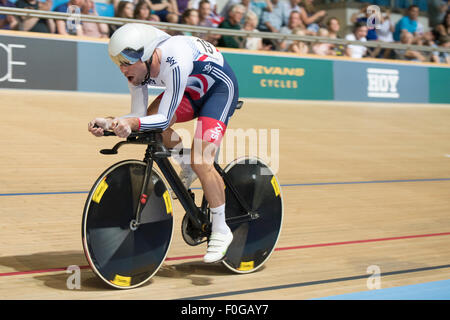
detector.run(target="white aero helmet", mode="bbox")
[108,23,170,67]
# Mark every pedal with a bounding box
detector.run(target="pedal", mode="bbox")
[181,214,207,246]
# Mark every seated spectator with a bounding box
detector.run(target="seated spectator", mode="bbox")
[283,0,301,25]
[197,0,221,45]
[174,0,190,15]
[261,38,278,51]
[279,10,306,51]
[326,17,344,56]
[259,0,290,33]
[288,27,309,54]
[15,0,55,33]
[81,0,109,38]
[109,0,135,36]
[345,21,368,59]
[436,35,450,64]
[54,0,85,36]
[434,11,450,43]
[134,0,158,21]
[298,0,326,34]
[198,0,214,27]
[150,0,175,22]
[181,8,200,36]
[243,10,262,50]
[350,3,377,41]
[427,0,448,29]
[394,31,426,62]
[377,9,394,43]
[393,5,421,42]
[421,31,440,63]
[326,16,340,38]
[376,9,395,59]
[0,0,19,30]
[217,4,245,48]
[311,28,333,56]
[192,0,218,15]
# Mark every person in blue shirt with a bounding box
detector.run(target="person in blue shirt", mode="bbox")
[54,0,86,35]
[393,5,420,42]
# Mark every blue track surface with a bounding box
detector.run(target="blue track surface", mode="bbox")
[316,279,450,300]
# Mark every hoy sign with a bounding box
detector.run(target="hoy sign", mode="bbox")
[0,42,27,83]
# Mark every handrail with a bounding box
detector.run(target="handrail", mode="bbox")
[1,7,449,53]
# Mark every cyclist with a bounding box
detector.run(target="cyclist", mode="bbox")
[87,23,238,263]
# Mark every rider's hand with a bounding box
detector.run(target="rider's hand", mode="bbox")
[88,117,112,137]
[111,118,132,138]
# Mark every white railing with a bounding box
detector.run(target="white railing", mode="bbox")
[1,7,449,54]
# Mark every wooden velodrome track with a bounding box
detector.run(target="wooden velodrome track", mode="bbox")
[0,89,449,300]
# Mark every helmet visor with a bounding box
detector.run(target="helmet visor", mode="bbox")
[110,47,144,66]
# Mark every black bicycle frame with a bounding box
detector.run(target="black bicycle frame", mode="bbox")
[100,130,257,234]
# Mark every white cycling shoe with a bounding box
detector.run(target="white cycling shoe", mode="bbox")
[203,229,233,263]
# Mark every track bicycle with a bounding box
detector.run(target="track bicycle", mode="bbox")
[81,101,283,289]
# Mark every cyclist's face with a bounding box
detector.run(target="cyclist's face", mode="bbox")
[120,60,147,86]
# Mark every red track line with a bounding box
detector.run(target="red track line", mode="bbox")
[1,232,449,278]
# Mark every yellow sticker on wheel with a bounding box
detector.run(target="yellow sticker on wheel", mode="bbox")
[271,176,280,197]
[111,274,131,287]
[238,261,254,271]
[92,178,108,204]
[163,190,173,215]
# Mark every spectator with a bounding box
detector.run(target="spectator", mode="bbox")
[345,21,368,59]
[376,9,395,59]
[150,0,175,22]
[195,0,223,27]
[394,31,426,62]
[288,27,309,54]
[421,31,440,63]
[434,11,450,43]
[174,0,190,15]
[243,10,262,50]
[259,0,290,33]
[0,0,18,30]
[377,9,394,43]
[240,0,271,24]
[350,3,377,41]
[181,8,199,36]
[109,0,135,36]
[15,0,55,33]
[217,4,245,48]
[279,10,306,51]
[311,28,333,55]
[427,0,449,29]
[81,0,109,38]
[326,17,344,56]
[284,0,301,25]
[393,5,421,42]
[436,35,450,63]
[198,0,221,45]
[198,0,214,27]
[53,0,85,36]
[134,0,157,21]
[261,38,277,51]
[326,16,340,38]
[299,0,326,34]
[192,0,218,14]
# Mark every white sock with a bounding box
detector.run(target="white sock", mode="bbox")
[210,204,230,235]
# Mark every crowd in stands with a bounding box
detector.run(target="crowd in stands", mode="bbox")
[0,0,449,63]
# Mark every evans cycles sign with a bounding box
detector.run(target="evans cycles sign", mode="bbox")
[223,52,333,100]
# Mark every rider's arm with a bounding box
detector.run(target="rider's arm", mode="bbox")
[122,83,149,118]
[138,51,193,131]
